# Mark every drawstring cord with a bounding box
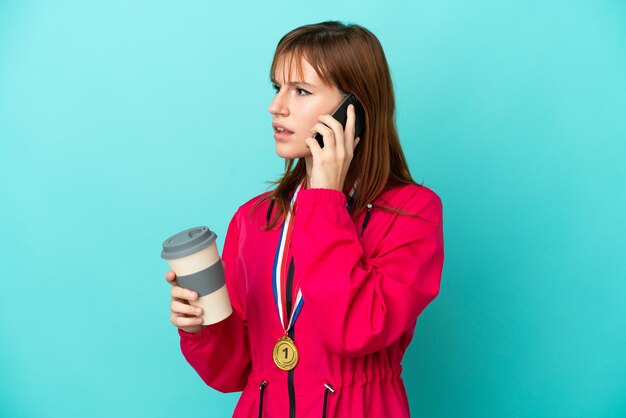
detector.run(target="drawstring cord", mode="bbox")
[360,203,373,237]
[259,379,335,418]
[322,383,335,418]
[266,197,276,227]
[258,380,268,418]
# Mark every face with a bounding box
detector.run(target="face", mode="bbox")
[268,56,346,159]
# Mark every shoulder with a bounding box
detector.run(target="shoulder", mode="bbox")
[239,190,273,211]
[231,190,274,224]
[377,182,443,226]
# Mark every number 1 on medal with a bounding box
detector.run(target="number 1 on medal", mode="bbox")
[273,335,299,371]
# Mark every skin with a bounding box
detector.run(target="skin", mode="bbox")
[166,271,204,334]
[268,56,361,191]
[168,56,361,334]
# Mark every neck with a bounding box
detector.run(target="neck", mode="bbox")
[304,155,313,189]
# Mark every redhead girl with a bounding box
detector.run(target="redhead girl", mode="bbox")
[166,21,444,418]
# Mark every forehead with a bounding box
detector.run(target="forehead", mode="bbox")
[272,53,322,85]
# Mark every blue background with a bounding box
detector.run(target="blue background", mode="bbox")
[1,1,625,417]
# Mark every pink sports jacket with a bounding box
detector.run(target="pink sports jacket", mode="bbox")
[178,183,444,417]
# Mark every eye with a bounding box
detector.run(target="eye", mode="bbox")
[271,83,311,96]
[296,88,311,96]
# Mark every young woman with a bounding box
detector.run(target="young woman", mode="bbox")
[166,21,444,418]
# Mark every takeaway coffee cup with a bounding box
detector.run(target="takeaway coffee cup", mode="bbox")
[161,226,233,325]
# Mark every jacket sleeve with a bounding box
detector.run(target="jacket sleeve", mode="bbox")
[177,209,252,392]
[291,187,444,358]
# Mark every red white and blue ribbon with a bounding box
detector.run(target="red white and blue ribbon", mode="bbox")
[272,178,359,332]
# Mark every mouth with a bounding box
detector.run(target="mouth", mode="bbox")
[273,123,295,140]
[274,129,294,140]
[273,125,294,134]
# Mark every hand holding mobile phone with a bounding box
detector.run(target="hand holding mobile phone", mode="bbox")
[314,94,365,148]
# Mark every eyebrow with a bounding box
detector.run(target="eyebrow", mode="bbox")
[271,79,315,88]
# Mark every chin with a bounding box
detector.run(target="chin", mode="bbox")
[275,143,310,160]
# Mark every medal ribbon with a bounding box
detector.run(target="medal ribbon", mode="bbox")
[272,178,359,332]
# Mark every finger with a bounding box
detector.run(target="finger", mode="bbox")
[316,116,341,148]
[345,104,356,146]
[316,115,345,159]
[346,135,359,160]
[165,270,177,286]
[318,113,343,136]
[352,137,361,153]
[171,300,203,317]
[171,285,198,302]
[335,105,355,157]
[311,120,336,149]
[171,313,204,328]
[304,137,322,159]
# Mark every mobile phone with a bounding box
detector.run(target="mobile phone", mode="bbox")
[314,94,365,148]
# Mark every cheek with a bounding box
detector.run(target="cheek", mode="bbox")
[296,110,320,136]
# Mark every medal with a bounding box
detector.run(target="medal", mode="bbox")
[271,178,359,371]
[271,180,306,371]
[273,335,299,371]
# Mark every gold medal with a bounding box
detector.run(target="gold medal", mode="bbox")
[273,335,299,371]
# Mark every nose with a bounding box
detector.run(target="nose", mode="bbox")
[268,89,288,117]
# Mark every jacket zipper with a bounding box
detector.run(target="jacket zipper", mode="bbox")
[287,256,296,418]
[266,195,352,418]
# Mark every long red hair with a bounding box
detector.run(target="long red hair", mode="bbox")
[252,21,424,229]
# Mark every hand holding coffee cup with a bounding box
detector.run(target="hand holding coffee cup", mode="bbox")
[166,270,205,334]
[161,226,233,327]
